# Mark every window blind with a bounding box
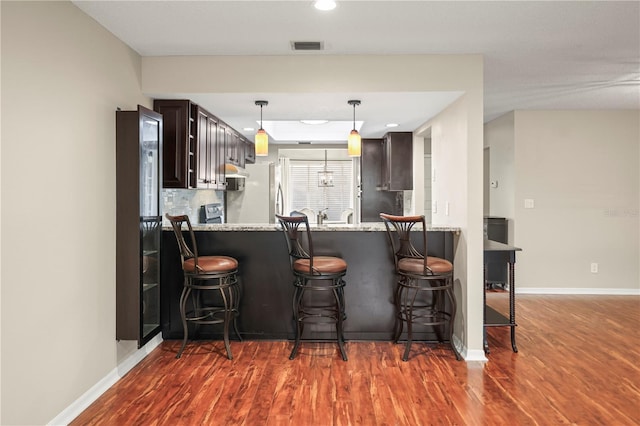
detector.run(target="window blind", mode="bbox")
[288,160,353,221]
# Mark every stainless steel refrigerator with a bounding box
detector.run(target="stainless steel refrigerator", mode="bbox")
[226,163,281,224]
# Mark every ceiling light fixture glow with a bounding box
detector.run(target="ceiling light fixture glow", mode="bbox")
[314,0,336,11]
[386,123,399,128]
[300,119,329,125]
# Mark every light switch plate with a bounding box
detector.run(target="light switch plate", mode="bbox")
[524,198,535,209]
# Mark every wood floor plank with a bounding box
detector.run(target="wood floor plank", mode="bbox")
[71,295,640,425]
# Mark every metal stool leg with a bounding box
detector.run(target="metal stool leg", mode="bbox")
[231,283,242,342]
[393,280,404,343]
[218,283,233,360]
[446,283,461,360]
[402,285,418,362]
[432,284,446,343]
[333,283,348,361]
[289,283,305,360]
[176,283,191,359]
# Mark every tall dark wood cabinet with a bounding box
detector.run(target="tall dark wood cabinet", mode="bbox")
[116,105,162,347]
[153,99,197,189]
[361,139,404,221]
[382,132,413,190]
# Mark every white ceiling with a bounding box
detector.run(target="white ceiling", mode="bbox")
[74,0,640,143]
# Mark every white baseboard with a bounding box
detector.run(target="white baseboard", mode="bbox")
[452,334,487,362]
[48,334,163,426]
[464,349,489,362]
[517,287,640,295]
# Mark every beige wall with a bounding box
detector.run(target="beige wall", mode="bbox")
[415,93,486,358]
[484,112,516,240]
[485,110,640,292]
[1,1,148,424]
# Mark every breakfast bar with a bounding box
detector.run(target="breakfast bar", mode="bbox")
[161,223,459,342]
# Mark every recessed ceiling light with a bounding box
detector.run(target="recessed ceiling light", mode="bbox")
[314,0,336,11]
[386,123,399,128]
[300,119,329,125]
[243,127,255,131]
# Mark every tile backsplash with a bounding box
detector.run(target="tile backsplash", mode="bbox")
[162,189,224,225]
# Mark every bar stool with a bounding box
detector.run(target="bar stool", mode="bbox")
[380,213,461,361]
[166,214,242,360]
[275,214,348,361]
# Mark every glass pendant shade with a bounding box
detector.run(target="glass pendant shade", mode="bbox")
[347,100,361,157]
[348,129,361,157]
[254,100,269,156]
[255,128,268,156]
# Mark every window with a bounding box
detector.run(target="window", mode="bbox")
[288,160,353,221]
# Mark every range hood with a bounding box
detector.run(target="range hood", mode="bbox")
[225,163,250,178]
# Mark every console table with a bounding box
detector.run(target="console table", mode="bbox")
[483,239,522,353]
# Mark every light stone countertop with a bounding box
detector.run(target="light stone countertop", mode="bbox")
[165,222,460,232]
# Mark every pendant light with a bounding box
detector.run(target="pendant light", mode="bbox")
[347,100,361,157]
[254,100,269,156]
[318,149,334,187]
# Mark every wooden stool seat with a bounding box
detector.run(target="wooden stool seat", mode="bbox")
[293,256,347,274]
[183,256,238,273]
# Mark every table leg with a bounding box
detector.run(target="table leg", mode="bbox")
[508,261,518,353]
[483,263,490,354]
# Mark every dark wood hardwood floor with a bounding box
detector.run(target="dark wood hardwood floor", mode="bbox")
[72,294,640,425]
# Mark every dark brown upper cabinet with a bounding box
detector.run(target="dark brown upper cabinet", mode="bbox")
[382,132,413,191]
[244,138,256,164]
[225,129,245,168]
[153,100,197,189]
[196,106,226,190]
[156,99,255,189]
[360,139,404,221]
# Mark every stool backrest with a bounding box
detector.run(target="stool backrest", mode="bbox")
[380,213,427,271]
[275,214,315,273]
[165,213,200,272]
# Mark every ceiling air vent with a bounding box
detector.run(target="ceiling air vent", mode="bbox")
[291,41,323,51]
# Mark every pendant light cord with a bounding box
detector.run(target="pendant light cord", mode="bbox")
[352,104,356,130]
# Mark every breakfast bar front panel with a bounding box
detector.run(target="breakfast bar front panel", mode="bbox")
[161,227,455,341]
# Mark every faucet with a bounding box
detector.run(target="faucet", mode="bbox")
[317,208,328,225]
